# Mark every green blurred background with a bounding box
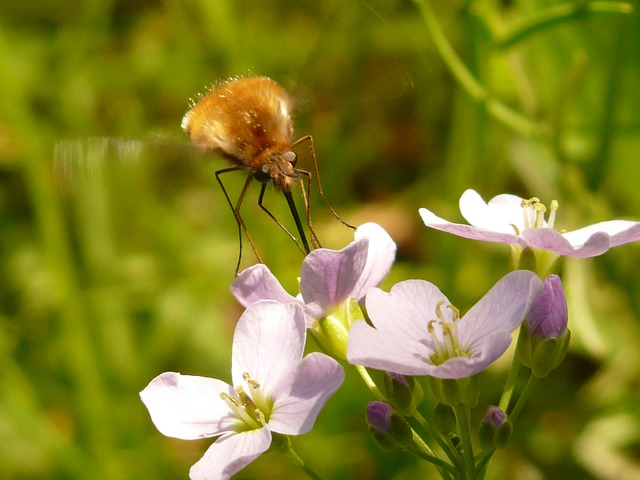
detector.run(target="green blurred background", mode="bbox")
[1,0,639,478]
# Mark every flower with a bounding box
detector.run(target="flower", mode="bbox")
[140,301,344,480]
[347,271,543,379]
[419,189,640,259]
[231,222,396,325]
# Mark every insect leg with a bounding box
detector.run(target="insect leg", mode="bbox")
[257,183,308,255]
[215,167,263,275]
[292,134,355,230]
[296,169,322,249]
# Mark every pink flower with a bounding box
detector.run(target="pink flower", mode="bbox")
[140,301,344,479]
[419,189,640,258]
[231,223,396,326]
[347,271,543,379]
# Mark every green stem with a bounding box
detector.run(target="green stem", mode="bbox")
[509,374,538,423]
[407,440,456,475]
[414,0,547,138]
[414,411,462,467]
[285,447,325,480]
[354,364,385,400]
[453,406,476,480]
[494,1,633,51]
[498,338,522,412]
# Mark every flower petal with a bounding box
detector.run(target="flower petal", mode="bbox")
[561,220,640,250]
[522,228,610,258]
[459,270,543,347]
[459,189,525,232]
[231,301,306,395]
[419,207,525,246]
[350,223,397,301]
[347,319,432,375]
[424,330,514,379]
[299,237,368,313]
[365,280,448,333]
[140,372,236,440]
[269,352,344,435]
[189,428,272,480]
[231,264,297,307]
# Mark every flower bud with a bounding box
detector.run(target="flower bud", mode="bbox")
[366,401,413,450]
[314,297,364,360]
[383,372,424,416]
[429,375,479,407]
[518,275,570,377]
[432,402,457,435]
[478,406,512,450]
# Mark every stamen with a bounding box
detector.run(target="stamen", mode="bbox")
[520,197,560,231]
[534,203,546,228]
[219,381,269,431]
[426,302,468,365]
[548,200,558,228]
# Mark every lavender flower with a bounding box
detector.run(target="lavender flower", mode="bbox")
[231,222,396,325]
[140,301,344,479]
[419,189,640,259]
[347,271,543,379]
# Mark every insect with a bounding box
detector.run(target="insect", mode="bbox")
[181,75,352,274]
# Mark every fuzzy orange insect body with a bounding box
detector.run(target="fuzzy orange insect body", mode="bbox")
[182,76,352,274]
[182,76,300,192]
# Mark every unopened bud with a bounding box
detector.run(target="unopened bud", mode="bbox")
[383,372,423,416]
[479,406,512,449]
[366,401,413,450]
[429,375,478,407]
[519,275,570,377]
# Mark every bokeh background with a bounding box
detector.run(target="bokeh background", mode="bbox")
[1,0,639,478]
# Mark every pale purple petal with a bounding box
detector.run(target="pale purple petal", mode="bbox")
[268,352,344,435]
[419,207,526,246]
[189,428,272,480]
[562,220,640,249]
[347,319,432,375]
[523,228,610,258]
[140,372,237,440]
[299,237,368,313]
[364,281,447,335]
[231,301,306,395]
[458,270,543,347]
[459,189,525,232]
[231,264,297,307]
[528,274,568,338]
[350,223,397,301]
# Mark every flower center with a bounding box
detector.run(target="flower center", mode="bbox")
[517,197,559,233]
[427,301,468,365]
[220,372,273,431]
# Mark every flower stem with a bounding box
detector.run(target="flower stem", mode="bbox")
[453,405,476,480]
[413,0,547,138]
[354,364,385,400]
[509,373,538,423]
[285,447,325,480]
[414,411,461,467]
[494,1,633,51]
[499,329,523,411]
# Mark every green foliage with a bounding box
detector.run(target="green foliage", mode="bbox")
[0,0,639,478]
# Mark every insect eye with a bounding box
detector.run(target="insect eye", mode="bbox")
[283,151,297,167]
[254,165,271,184]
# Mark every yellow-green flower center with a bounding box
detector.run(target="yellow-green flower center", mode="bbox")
[428,301,469,365]
[220,372,274,431]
